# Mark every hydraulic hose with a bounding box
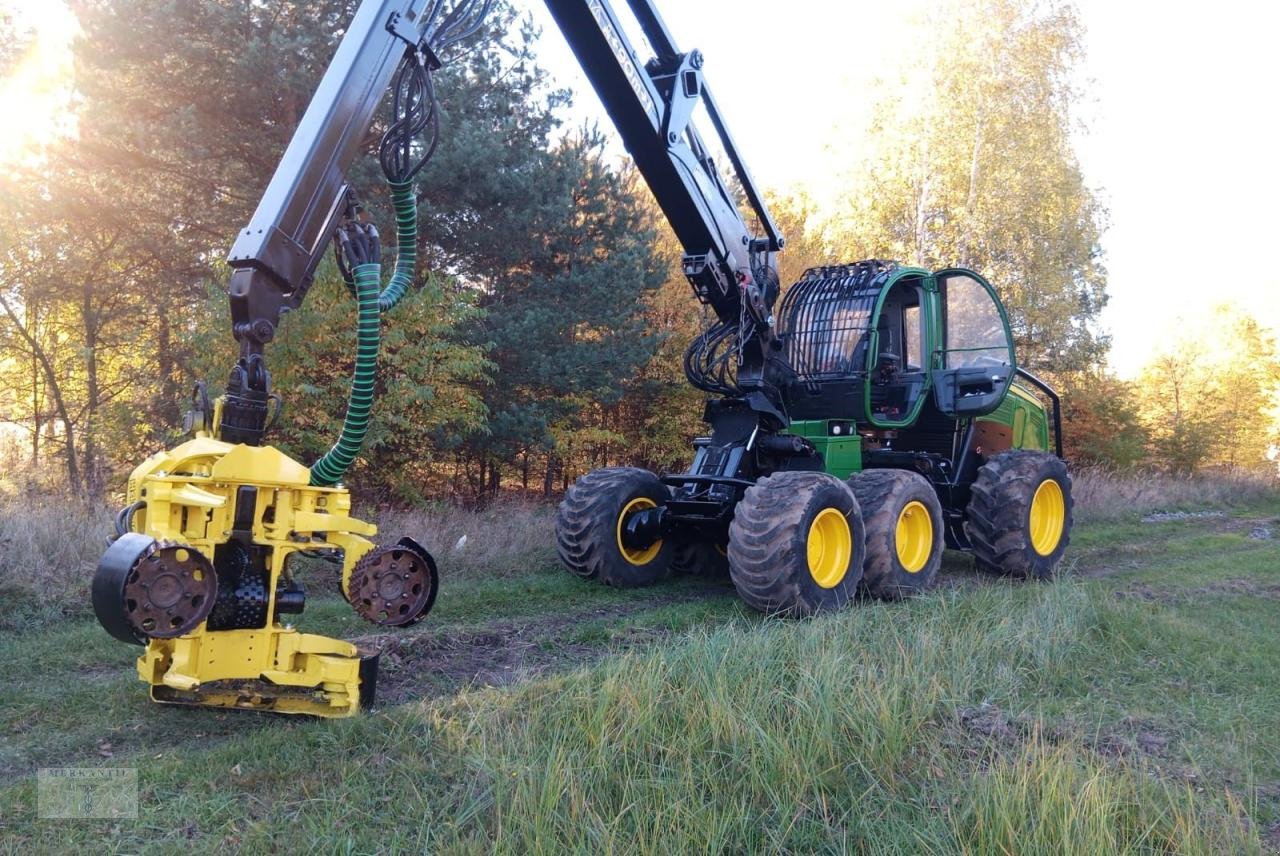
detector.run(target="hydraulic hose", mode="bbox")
[379,180,416,312]
[337,181,416,312]
[291,2,494,488]
[309,262,381,487]
[314,182,418,486]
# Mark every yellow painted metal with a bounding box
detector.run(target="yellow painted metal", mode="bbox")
[806,507,852,588]
[1029,478,1066,556]
[122,430,377,717]
[616,496,662,565]
[1008,382,1043,408]
[138,629,365,715]
[895,500,932,573]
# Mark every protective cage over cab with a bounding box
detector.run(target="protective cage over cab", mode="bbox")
[781,260,1023,422]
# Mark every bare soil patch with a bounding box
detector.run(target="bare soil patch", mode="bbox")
[1115,578,1280,605]
[358,581,733,705]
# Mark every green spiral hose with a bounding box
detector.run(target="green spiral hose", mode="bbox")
[338,181,416,311]
[309,262,381,487]
[311,182,419,487]
[379,180,416,312]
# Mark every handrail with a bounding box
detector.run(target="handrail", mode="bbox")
[1015,367,1064,460]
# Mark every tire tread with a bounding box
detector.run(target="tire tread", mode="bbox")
[964,450,1073,579]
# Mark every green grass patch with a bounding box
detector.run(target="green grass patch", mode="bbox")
[0,507,1277,852]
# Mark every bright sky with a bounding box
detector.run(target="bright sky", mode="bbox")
[4,0,1277,378]
[518,0,1280,378]
[0,0,76,171]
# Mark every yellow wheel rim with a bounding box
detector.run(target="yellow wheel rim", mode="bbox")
[807,508,852,588]
[617,497,662,566]
[895,500,932,573]
[1029,478,1066,556]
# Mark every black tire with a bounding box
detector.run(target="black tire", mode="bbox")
[965,450,1073,579]
[556,467,673,587]
[848,469,943,600]
[671,540,730,577]
[727,471,865,616]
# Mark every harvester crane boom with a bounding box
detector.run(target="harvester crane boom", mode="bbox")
[218,0,487,446]
[217,0,789,447]
[543,0,786,414]
[543,0,783,285]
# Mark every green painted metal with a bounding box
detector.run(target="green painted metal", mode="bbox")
[790,420,863,479]
[978,380,1050,452]
[860,266,1022,426]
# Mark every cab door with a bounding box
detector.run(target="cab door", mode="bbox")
[931,269,1015,417]
[863,270,932,428]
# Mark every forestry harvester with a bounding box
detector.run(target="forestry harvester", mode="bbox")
[92,0,1072,717]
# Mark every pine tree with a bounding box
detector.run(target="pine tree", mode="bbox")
[457,133,666,495]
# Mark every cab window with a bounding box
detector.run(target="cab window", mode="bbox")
[943,274,1010,368]
[904,304,921,370]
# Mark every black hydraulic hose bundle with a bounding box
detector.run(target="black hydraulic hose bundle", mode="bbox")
[376,0,491,185]
[378,47,440,184]
[310,0,491,487]
[684,319,740,396]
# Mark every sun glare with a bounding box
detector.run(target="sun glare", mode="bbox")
[1,0,78,170]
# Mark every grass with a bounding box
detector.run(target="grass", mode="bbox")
[0,499,112,631]
[0,475,1277,853]
[1070,465,1279,522]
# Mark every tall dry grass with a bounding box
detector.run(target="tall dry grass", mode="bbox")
[376,499,557,578]
[1071,465,1280,522]
[0,494,557,629]
[2,465,1275,629]
[0,497,113,630]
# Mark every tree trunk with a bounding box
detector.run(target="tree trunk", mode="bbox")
[156,302,181,427]
[82,284,102,496]
[913,168,932,264]
[958,114,984,268]
[543,455,559,499]
[27,303,40,467]
[0,293,82,494]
